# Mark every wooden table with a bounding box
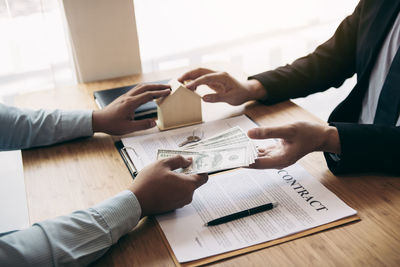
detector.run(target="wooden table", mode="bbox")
[14,69,400,266]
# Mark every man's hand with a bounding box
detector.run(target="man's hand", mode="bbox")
[129,156,208,217]
[178,68,266,106]
[248,122,341,169]
[92,84,171,135]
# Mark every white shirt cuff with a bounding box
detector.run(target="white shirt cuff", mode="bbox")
[92,190,142,244]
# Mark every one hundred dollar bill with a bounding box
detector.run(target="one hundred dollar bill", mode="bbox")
[157,146,249,174]
[184,126,247,149]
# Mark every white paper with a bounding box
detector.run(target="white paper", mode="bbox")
[156,164,357,263]
[121,115,270,172]
[0,150,30,233]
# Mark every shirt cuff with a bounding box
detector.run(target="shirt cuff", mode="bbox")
[60,110,94,140]
[92,190,142,244]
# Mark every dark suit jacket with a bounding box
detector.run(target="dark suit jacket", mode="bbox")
[250,0,400,175]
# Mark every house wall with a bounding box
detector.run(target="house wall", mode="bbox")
[158,88,202,129]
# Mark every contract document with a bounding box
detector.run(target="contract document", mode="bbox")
[156,164,357,264]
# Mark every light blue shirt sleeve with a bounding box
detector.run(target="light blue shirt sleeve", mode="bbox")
[0,190,142,266]
[0,104,142,265]
[0,103,93,150]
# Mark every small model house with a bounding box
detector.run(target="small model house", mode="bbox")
[156,79,202,130]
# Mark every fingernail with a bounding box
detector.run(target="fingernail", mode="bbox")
[247,129,256,137]
[150,120,156,127]
[203,95,211,101]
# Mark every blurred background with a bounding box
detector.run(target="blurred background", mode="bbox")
[0,0,358,119]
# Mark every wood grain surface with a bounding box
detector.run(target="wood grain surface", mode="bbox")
[14,69,400,266]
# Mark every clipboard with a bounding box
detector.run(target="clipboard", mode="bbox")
[155,214,360,267]
[115,141,138,178]
[115,114,262,180]
[114,116,361,266]
[115,140,235,179]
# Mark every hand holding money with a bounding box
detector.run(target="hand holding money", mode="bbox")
[157,126,258,174]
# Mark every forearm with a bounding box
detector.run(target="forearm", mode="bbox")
[0,104,93,150]
[243,79,268,102]
[0,191,141,266]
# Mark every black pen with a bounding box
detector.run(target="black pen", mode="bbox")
[205,202,278,226]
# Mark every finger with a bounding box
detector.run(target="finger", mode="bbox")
[163,155,193,170]
[257,148,274,157]
[127,119,157,132]
[249,156,287,169]
[257,144,279,156]
[202,93,221,103]
[248,126,292,140]
[257,149,268,157]
[178,68,215,83]
[127,84,171,96]
[185,72,225,91]
[188,173,209,188]
[129,89,171,108]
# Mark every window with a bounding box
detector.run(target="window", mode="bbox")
[134,0,358,119]
[0,0,74,100]
[134,0,358,74]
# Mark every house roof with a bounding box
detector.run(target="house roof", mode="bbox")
[156,79,201,105]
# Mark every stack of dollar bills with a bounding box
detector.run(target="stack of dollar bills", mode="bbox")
[157,126,258,174]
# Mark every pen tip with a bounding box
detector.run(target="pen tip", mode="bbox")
[203,223,208,227]
[272,202,278,208]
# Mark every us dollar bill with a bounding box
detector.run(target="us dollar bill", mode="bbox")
[184,126,247,149]
[157,146,248,174]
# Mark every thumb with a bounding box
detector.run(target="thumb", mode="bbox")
[248,126,291,140]
[163,155,193,170]
[188,173,208,188]
[203,94,221,103]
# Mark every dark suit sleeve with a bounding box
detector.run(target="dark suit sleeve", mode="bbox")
[324,123,400,175]
[249,2,362,104]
